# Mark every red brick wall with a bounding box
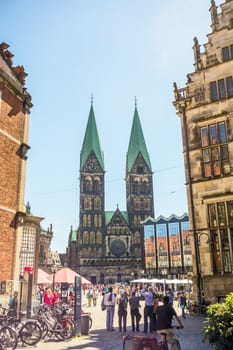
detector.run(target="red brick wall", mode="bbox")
[0,81,24,282]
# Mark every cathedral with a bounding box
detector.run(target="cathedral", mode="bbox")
[67,102,154,284]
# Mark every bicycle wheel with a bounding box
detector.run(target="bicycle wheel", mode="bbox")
[59,319,73,339]
[190,305,199,316]
[19,320,42,346]
[54,322,65,340]
[0,326,18,350]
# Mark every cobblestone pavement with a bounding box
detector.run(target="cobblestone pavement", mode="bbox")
[24,297,213,350]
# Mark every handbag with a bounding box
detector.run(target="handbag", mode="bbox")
[101,297,106,311]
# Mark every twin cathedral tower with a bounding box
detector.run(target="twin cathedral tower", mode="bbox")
[68,102,154,284]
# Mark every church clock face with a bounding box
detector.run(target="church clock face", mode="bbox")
[88,161,97,171]
[110,239,126,257]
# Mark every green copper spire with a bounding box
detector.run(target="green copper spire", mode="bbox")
[80,104,104,171]
[126,106,152,172]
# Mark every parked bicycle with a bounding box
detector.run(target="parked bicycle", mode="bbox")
[33,305,73,340]
[0,305,42,346]
[186,301,210,316]
[0,325,18,350]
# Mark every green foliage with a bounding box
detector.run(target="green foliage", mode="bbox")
[203,292,233,349]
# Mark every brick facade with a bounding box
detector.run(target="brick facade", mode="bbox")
[0,43,32,289]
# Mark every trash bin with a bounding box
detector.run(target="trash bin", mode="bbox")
[81,314,90,335]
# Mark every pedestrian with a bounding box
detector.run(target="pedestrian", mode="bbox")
[8,291,18,316]
[43,288,53,305]
[87,289,93,307]
[152,295,159,330]
[92,287,98,306]
[52,288,60,305]
[179,292,187,318]
[69,291,75,306]
[155,295,184,350]
[103,286,116,331]
[117,291,128,332]
[129,290,141,332]
[36,288,43,304]
[166,288,174,306]
[141,286,155,333]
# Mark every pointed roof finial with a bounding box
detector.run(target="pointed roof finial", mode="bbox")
[134,96,137,108]
[91,93,94,106]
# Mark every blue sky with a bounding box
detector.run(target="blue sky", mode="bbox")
[1,0,221,252]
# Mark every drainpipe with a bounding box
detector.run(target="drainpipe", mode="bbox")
[180,101,202,305]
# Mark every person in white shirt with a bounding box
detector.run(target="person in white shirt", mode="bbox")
[104,286,116,331]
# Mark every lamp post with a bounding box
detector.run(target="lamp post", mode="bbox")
[188,230,212,304]
[19,274,24,313]
[174,96,202,305]
[161,268,167,295]
[51,264,57,292]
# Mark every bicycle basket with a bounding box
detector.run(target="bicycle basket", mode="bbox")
[122,335,159,350]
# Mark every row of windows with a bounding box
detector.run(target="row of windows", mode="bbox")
[207,201,233,273]
[144,222,191,269]
[132,182,151,194]
[200,122,231,178]
[200,122,227,147]
[82,179,102,194]
[82,214,102,227]
[210,76,233,101]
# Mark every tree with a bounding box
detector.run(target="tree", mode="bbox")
[203,292,233,349]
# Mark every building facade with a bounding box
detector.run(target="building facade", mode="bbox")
[173,0,233,303]
[142,214,191,279]
[67,102,154,284]
[0,42,32,292]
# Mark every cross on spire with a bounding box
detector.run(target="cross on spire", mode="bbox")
[91,94,94,106]
[134,96,137,108]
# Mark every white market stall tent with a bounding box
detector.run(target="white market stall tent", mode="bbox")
[131,278,152,283]
[130,278,192,284]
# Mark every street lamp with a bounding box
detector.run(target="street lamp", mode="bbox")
[161,268,167,295]
[51,264,57,292]
[188,230,212,304]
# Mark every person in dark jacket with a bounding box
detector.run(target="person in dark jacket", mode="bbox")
[129,290,141,332]
[117,291,128,332]
[179,292,187,318]
[156,296,184,350]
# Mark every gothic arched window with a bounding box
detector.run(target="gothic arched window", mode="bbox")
[142,178,149,193]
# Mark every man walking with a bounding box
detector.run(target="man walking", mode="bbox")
[104,286,116,331]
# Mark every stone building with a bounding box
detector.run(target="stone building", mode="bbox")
[173,0,233,303]
[0,42,32,291]
[67,102,154,284]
